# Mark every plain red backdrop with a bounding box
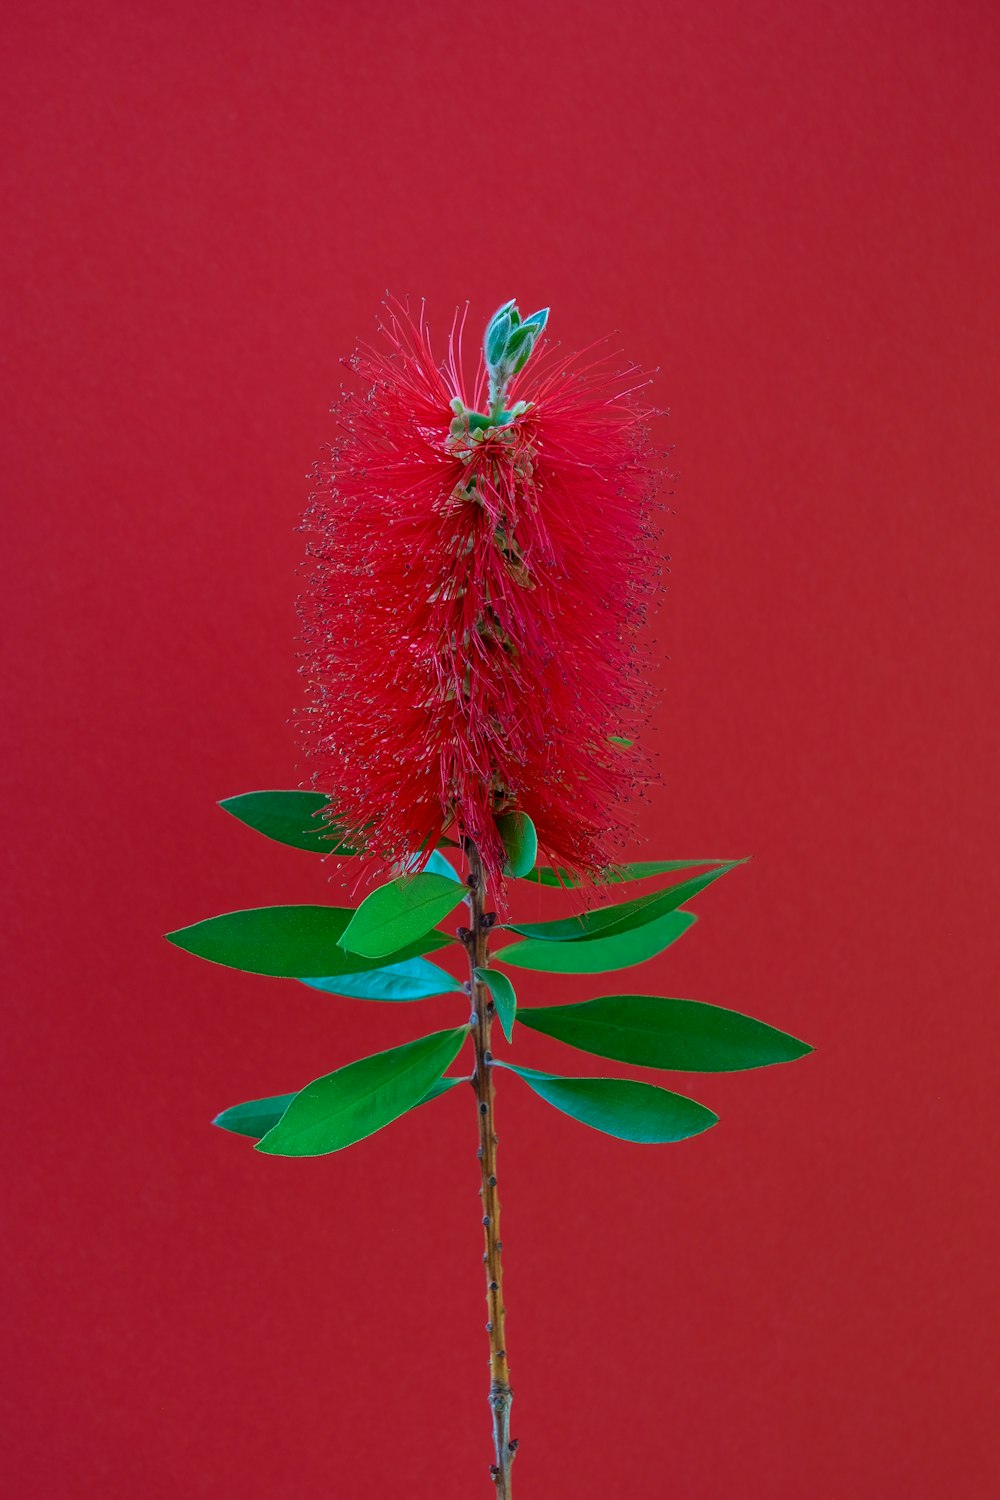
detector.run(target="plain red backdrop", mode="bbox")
[3,1,998,1495]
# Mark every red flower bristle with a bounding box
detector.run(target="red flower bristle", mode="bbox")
[298,298,664,892]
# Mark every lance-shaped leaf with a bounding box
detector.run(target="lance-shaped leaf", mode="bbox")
[474,967,517,1042]
[485,307,513,365]
[401,848,463,882]
[256,1028,468,1157]
[423,849,463,882]
[518,994,813,1072]
[498,811,538,878]
[494,910,696,974]
[300,957,464,1002]
[214,1076,462,1141]
[166,905,453,978]
[219,790,359,854]
[520,857,731,889]
[497,1062,717,1143]
[213,1093,296,1140]
[504,860,745,943]
[339,874,468,959]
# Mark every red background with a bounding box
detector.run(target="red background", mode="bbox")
[4,1,998,1495]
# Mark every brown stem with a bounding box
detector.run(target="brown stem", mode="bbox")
[463,843,516,1497]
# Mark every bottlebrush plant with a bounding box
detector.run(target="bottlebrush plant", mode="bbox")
[167,299,812,1497]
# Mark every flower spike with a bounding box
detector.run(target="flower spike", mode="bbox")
[298,298,663,890]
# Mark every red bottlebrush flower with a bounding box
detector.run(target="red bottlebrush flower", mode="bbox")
[298,298,663,891]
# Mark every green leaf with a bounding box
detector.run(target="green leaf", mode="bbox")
[520,307,549,334]
[415,1075,465,1107]
[214,1076,462,1141]
[518,995,813,1072]
[300,956,464,1002]
[494,910,696,974]
[497,1063,717,1143]
[486,298,516,331]
[213,1093,296,1139]
[474,967,517,1042]
[486,310,513,365]
[339,874,468,959]
[521,858,731,889]
[166,905,453,978]
[219,790,359,855]
[608,734,634,748]
[255,1027,468,1157]
[421,849,463,882]
[399,847,463,882]
[504,861,745,942]
[498,811,538,879]
[505,323,534,361]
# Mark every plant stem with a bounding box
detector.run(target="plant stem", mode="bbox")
[464,843,516,1496]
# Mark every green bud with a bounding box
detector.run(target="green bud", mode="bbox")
[483,299,550,411]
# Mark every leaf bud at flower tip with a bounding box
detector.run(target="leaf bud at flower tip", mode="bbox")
[484,306,514,366]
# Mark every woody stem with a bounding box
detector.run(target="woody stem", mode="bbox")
[464,844,516,1496]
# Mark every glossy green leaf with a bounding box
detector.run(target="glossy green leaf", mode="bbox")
[214,1076,462,1141]
[494,910,696,974]
[400,847,463,882]
[411,1075,465,1108]
[256,1028,468,1157]
[518,995,813,1072]
[213,1093,296,1139]
[166,905,453,978]
[219,790,358,854]
[497,1063,717,1143]
[474,967,517,1042]
[498,811,538,879]
[300,957,463,1002]
[422,849,463,882]
[505,861,745,942]
[521,858,731,889]
[339,874,467,959]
